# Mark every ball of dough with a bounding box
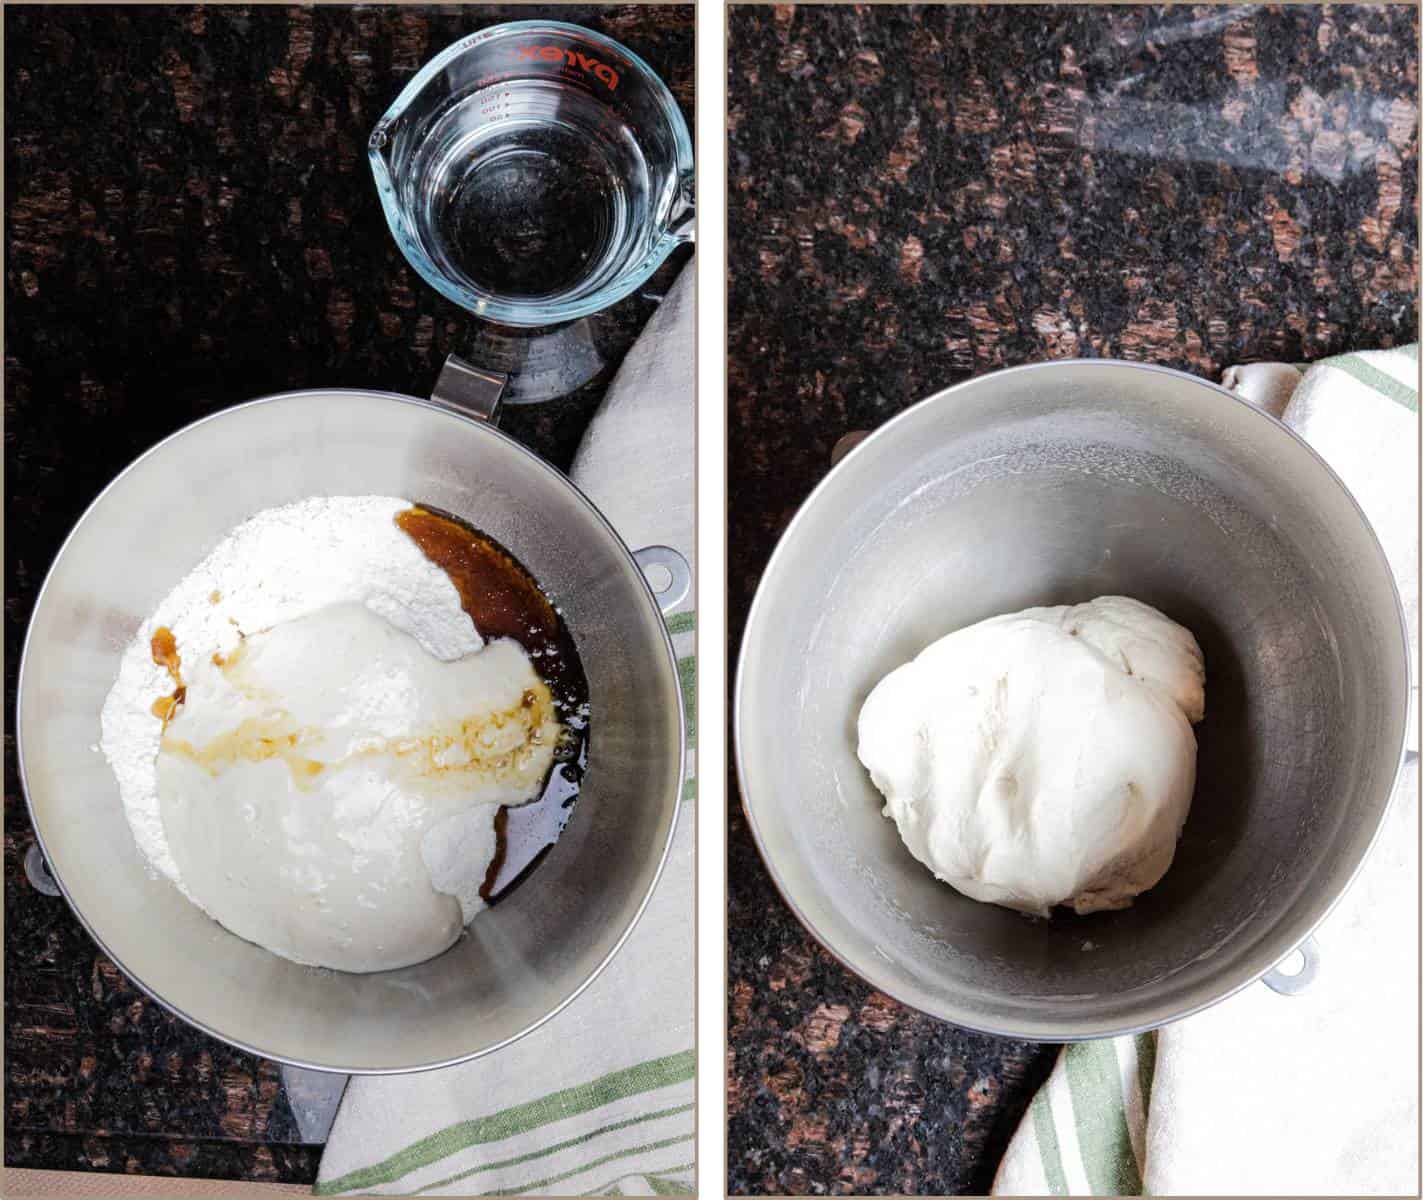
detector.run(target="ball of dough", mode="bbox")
[857,596,1205,917]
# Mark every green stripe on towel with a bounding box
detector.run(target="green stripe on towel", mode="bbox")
[1032,1086,1070,1196]
[677,655,696,743]
[640,1171,696,1196]
[595,1160,696,1196]
[1135,1032,1157,1121]
[1064,1041,1142,1196]
[665,611,695,636]
[479,1133,696,1197]
[413,1108,694,1196]
[1318,352,1419,411]
[315,1050,695,1195]
[405,1102,693,1196]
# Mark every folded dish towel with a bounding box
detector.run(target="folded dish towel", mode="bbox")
[993,345,1419,1197]
[315,264,696,1197]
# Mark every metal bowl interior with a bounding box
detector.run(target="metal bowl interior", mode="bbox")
[736,360,1408,1041]
[18,390,683,1072]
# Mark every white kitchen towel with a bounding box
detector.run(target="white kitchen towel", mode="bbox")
[993,344,1419,1198]
[1226,348,1418,753]
[315,263,695,1198]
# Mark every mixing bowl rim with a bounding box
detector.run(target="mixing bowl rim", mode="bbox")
[733,356,1410,1041]
[17,385,686,1074]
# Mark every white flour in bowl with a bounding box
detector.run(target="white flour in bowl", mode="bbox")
[99,494,560,972]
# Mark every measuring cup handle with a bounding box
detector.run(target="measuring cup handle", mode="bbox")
[668,169,695,245]
[429,354,507,424]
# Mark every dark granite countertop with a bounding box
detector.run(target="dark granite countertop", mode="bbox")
[4,4,691,1184]
[727,5,1417,1195]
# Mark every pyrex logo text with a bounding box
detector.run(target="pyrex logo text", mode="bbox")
[515,45,620,91]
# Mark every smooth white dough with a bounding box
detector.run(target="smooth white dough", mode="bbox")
[857,596,1206,916]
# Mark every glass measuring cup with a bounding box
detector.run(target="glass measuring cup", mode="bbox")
[369,20,694,328]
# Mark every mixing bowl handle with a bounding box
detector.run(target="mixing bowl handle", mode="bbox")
[428,353,507,425]
[24,843,61,897]
[634,545,691,615]
[668,168,696,245]
[1261,935,1320,996]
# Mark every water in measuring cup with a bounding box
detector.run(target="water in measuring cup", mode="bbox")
[409,79,651,305]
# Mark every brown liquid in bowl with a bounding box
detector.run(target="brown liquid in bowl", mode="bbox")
[149,626,185,722]
[396,505,590,903]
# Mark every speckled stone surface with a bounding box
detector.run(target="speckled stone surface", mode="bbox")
[5,3,691,1183]
[727,5,1417,1195]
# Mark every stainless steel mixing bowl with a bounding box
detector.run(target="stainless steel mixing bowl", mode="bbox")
[736,359,1409,1041]
[18,379,685,1072]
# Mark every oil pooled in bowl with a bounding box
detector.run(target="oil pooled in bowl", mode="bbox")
[395,504,590,903]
